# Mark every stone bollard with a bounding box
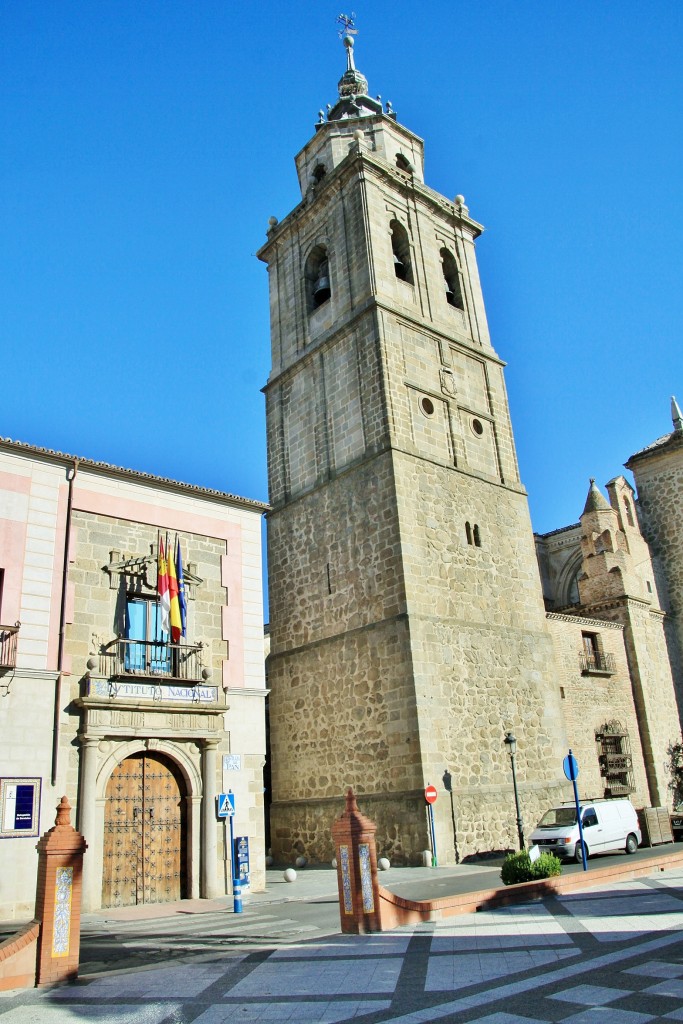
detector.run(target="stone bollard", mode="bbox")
[331,788,382,934]
[34,796,87,987]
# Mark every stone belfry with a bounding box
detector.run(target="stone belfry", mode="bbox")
[259,29,568,863]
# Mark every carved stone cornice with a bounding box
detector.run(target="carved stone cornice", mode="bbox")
[546,612,624,630]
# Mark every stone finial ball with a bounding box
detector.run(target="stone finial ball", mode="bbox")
[295,856,307,868]
[378,857,390,871]
[353,129,364,142]
[283,868,297,882]
[455,195,465,206]
[268,216,278,228]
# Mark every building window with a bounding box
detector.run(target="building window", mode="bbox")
[312,163,326,183]
[305,245,331,310]
[465,522,481,547]
[596,721,635,797]
[390,220,413,284]
[440,247,463,309]
[624,497,635,527]
[125,598,171,675]
[580,632,615,674]
[396,153,412,174]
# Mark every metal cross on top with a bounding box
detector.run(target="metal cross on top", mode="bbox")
[337,12,358,38]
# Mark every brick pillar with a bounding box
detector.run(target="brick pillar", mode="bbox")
[331,788,382,934]
[34,796,87,987]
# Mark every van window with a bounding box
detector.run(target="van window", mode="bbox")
[538,807,577,828]
[582,810,598,828]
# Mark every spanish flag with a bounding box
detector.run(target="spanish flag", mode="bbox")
[157,536,171,635]
[167,540,183,644]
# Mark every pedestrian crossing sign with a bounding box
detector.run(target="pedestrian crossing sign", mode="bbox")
[217,792,235,818]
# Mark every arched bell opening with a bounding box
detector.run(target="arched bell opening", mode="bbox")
[440,247,464,309]
[390,219,413,284]
[305,244,331,311]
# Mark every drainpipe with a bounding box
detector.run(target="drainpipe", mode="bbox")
[51,459,78,786]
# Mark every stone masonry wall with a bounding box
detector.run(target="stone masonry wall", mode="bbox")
[64,516,235,884]
[391,451,570,861]
[632,446,683,706]
[546,613,650,808]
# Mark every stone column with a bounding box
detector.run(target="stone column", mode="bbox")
[77,734,100,912]
[34,797,87,987]
[331,789,382,934]
[201,738,220,899]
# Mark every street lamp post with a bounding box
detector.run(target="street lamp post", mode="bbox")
[504,731,525,851]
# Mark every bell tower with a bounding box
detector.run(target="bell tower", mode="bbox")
[259,31,567,863]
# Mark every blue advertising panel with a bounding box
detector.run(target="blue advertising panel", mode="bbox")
[0,778,41,838]
[234,835,250,886]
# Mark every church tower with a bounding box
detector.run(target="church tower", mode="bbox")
[259,32,568,863]
[626,398,683,707]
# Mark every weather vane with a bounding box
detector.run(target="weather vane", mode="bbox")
[337,12,358,38]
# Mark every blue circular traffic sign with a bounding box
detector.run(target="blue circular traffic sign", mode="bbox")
[563,753,579,782]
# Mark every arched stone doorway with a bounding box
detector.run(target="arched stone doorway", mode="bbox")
[102,750,187,908]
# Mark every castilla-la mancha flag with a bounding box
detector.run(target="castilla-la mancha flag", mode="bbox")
[157,535,171,635]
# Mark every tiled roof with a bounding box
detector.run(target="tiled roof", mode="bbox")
[0,436,269,512]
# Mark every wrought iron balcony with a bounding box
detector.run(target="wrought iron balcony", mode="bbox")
[0,623,20,669]
[580,651,616,675]
[98,637,204,684]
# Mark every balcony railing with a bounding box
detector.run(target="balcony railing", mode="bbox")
[0,623,20,669]
[99,637,204,683]
[580,651,616,675]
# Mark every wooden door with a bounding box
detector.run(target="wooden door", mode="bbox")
[102,752,186,908]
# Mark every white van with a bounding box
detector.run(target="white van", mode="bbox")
[529,799,641,862]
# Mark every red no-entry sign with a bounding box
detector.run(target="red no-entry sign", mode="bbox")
[424,785,438,804]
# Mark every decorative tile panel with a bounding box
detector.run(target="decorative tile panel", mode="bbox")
[339,844,353,914]
[52,866,73,957]
[359,842,374,913]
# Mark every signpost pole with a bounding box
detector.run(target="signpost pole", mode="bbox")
[424,785,438,867]
[428,803,437,867]
[563,750,587,872]
[223,817,229,895]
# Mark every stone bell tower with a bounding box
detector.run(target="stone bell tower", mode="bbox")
[259,32,568,863]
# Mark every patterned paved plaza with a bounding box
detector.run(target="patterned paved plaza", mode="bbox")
[5,869,683,1022]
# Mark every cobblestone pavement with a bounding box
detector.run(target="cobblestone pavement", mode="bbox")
[5,868,683,1022]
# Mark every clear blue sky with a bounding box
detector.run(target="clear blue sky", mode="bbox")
[2,1,682,546]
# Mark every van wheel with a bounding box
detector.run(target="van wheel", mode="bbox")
[625,833,638,855]
[574,841,588,864]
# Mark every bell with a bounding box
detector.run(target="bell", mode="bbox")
[313,265,331,305]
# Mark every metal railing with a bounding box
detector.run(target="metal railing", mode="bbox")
[0,623,20,668]
[580,651,616,674]
[99,637,204,683]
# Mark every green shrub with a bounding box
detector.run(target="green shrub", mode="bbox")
[531,852,562,880]
[501,850,562,885]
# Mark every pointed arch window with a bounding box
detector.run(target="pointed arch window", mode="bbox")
[391,220,413,284]
[440,247,463,309]
[305,244,331,311]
